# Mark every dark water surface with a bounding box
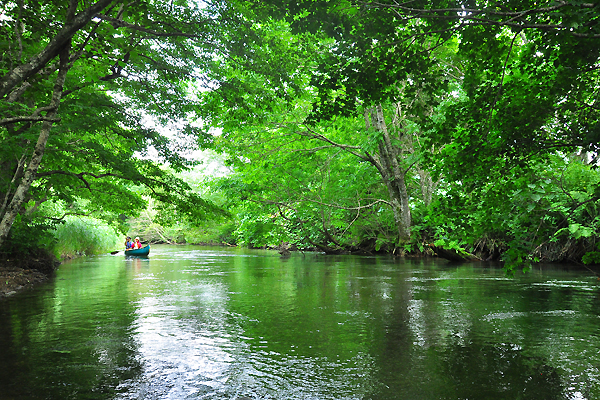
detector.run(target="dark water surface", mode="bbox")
[0,245,599,399]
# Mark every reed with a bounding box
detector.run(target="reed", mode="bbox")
[53,216,120,259]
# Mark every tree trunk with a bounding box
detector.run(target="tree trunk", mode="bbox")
[417,166,435,207]
[366,104,412,240]
[430,245,482,262]
[0,44,71,248]
[393,98,437,207]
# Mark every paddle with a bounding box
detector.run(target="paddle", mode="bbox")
[110,250,122,255]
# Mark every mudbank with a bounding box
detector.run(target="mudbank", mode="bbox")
[0,250,59,298]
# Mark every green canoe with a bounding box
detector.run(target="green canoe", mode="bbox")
[125,245,150,256]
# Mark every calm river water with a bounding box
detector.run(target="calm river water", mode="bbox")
[0,245,599,399]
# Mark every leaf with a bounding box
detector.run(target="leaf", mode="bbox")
[568,223,594,239]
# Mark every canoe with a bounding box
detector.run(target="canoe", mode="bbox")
[125,245,150,256]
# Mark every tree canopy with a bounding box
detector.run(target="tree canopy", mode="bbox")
[1,0,599,269]
[0,0,232,251]
[194,0,600,268]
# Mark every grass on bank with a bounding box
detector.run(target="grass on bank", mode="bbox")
[53,216,121,259]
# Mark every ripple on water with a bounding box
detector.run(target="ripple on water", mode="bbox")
[4,246,600,399]
[482,310,578,321]
[531,280,598,291]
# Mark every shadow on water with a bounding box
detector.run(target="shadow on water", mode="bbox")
[0,246,598,399]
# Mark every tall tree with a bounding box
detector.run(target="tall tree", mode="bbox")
[0,0,229,249]
[196,6,451,245]
[232,0,600,264]
[191,0,600,267]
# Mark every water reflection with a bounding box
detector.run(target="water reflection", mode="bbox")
[0,256,143,399]
[0,246,598,399]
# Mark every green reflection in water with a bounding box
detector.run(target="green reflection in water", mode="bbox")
[0,255,142,399]
[0,246,599,399]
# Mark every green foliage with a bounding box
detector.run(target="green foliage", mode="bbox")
[0,217,58,257]
[207,110,403,252]
[433,238,465,253]
[235,214,287,248]
[0,0,231,250]
[5,0,597,268]
[52,216,120,259]
[123,157,234,245]
[196,0,600,269]
[582,249,600,266]
[423,154,600,269]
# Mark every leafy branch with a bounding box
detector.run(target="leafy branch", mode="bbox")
[365,1,600,38]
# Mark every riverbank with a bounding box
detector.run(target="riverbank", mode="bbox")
[0,251,59,298]
[0,266,49,297]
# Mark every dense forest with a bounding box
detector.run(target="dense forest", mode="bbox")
[1,0,599,272]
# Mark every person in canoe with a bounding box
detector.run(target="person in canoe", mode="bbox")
[133,237,143,249]
[125,236,133,249]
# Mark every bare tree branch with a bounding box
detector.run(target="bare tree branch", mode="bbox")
[257,196,391,211]
[35,170,124,189]
[14,0,23,63]
[295,126,371,162]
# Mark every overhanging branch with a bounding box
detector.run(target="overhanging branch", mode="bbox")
[95,14,209,38]
[363,1,600,38]
[0,0,114,99]
[35,170,123,191]
[0,115,61,125]
[295,126,371,162]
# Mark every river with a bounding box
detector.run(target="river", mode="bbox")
[0,245,598,399]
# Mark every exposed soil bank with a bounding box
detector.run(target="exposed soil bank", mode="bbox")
[0,250,60,298]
